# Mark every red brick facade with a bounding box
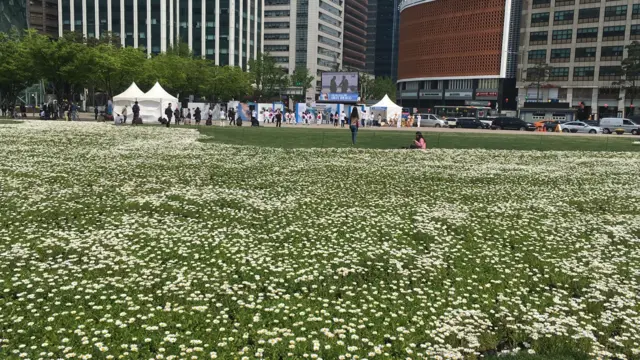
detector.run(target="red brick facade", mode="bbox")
[398,0,506,81]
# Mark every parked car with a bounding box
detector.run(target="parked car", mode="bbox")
[446,117,458,128]
[599,117,640,135]
[559,121,601,134]
[478,118,494,128]
[456,117,489,129]
[491,117,537,131]
[415,114,447,128]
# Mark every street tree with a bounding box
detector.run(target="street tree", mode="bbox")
[289,67,315,102]
[248,52,288,100]
[614,41,640,115]
[524,62,552,102]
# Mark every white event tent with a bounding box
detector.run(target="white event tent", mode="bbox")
[138,82,179,123]
[113,82,145,112]
[370,95,402,125]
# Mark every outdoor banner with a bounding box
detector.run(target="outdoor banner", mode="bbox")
[272,102,285,113]
[211,104,221,121]
[237,103,251,121]
[257,103,271,122]
[188,102,209,121]
[319,72,359,102]
[295,103,307,124]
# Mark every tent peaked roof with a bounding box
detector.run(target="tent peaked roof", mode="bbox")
[113,82,145,101]
[142,82,178,102]
[371,95,401,109]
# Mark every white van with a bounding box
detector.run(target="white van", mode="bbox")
[599,118,640,135]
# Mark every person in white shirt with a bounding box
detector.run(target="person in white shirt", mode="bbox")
[252,109,257,123]
[341,111,346,128]
[416,114,422,128]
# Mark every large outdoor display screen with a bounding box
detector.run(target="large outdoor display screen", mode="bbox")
[319,72,359,102]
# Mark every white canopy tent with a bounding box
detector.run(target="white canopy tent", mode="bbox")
[138,82,179,124]
[113,82,145,113]
[370,95,402,126]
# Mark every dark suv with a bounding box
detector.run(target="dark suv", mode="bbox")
[491,117,536,131]
[456,117,489,129]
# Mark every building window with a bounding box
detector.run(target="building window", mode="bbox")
[549,67,569,81]
[264,33,290,40]
[578,7,600,23]
[264,10,290,17]
[550,48,571,63]
[632,24,640,40]
[604,5,627,21]
[599,66,622,81]
[531,12,550,26]
[576,27,598,43]
[575,47,596,61]
[579,0,599,4]
[602,26,625,41]
[555,0,574,6]
[264,44,289,52]
[554,10,574,25]
[573,66,595,81]
[529,31,548,45]
[552,29,572,44]
[634,4,640,20]
[528,49,547,63]
[601,46,624,61]
[532,0,550,8]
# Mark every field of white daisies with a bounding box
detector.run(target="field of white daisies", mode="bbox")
[1,121,640,360]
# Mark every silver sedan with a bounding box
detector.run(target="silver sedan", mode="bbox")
[560,121,601,134]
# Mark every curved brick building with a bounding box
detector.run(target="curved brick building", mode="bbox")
[397,0,522,112]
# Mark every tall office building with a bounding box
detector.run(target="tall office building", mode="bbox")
[29,0,59,37]
[517,0,640,117]
[343,0,367,71]
[1,0,29,32]
[365,0,399,80]
[396,0,521,111]
[263,0,345,100]
[58,0,263,68]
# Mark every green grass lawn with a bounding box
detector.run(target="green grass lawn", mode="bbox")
[0,119,21,125]
[197,126,640,152]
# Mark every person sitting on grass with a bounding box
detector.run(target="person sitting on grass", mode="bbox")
[408,131,426,149]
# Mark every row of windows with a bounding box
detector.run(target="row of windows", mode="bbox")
[528,46,626,62]
[529,25,639,44]
[526,65,623,81]
[531,5,640,26]
[534,0,640,14]
[264,10,289,17]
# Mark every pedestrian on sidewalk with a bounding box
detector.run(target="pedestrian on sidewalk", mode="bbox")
[94,106,99,120]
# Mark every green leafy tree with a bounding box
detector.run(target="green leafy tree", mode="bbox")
[614,41,640,115]
[370,77,397,100]
[92,45,147,98]
[201,65,251,101]
[359,73,375,101]
[23,31,94,101]
[289,67,315,102]
[248,52,288,100]
[0,30,40,108]
[166,40,193,58]
[141,54,187,97]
